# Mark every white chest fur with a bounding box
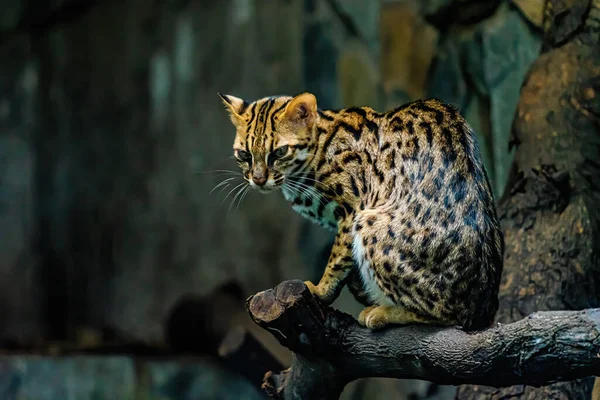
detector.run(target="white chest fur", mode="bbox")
[352,226,395,306]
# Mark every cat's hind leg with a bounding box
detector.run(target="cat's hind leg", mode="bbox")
[353,207,451,330]
[360,305,442,330]
[357,305,378,325]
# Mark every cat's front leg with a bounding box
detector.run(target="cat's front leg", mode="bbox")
[305,217,354,305]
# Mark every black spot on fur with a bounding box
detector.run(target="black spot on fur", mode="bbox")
[334,206,346,219]
[383,262,392,272]
[406,120,414,135]
[390,116,404,131]
[346,107,367,118]
[403,276,418,287]
[317,200,327,216]
[374,165,385,183]
[435,280,446,292]
[452,173,467,203]
[421,208,431,224]
[433,244,451,265]
[341,201,353,215]
[318,110,335,121]
[383,245,392,256]
[449,230,461,244]
[341,153,362,165]
[433,175,443,190]
[350,176,360,196]
[414,203,421,217]
[465,204,479,229]
[366,119,378,142]
[420,122,434,146]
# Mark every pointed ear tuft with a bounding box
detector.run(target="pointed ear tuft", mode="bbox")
[218,93,247,125]
[284,92,317,127]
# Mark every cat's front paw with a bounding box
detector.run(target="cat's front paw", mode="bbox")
[304,280,318,296]
[303,281,334,305]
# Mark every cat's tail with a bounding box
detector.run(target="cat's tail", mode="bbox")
[462,260,503,332]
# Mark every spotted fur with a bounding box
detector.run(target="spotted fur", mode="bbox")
[219,92,504,331]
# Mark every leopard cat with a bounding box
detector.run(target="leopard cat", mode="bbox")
[218,92,503,331]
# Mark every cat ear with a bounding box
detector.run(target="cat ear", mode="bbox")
[218,93,247,126]
[284,92,317,127]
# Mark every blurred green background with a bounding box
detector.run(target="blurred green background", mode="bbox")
[0,0,543,398]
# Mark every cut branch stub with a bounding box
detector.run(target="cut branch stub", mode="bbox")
[247,280,326,355]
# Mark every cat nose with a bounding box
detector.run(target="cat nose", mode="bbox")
[252,175,267,186]
[252,170,267,186]
[252,163,268,186]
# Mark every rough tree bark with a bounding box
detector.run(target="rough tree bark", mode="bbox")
[245,0,600,399]
[247,280,600,399]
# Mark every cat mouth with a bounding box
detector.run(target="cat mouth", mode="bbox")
[250,182,280,194]
[259,184,283,193]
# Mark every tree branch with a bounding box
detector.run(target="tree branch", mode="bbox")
[246,280,600,400]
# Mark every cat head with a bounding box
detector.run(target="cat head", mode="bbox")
[219,92,318,193]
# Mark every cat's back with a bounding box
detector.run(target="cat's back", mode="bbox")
[375,99,491,210]
[380,98,479,175]
[378,98,503,282]
[377,99,503,330]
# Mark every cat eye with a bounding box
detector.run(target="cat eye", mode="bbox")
[236,150,252,163]
[273,145,289,159]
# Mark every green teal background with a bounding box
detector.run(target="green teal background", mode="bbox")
[0,0,542,398]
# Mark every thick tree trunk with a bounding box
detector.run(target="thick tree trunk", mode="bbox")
[456,0,600,398]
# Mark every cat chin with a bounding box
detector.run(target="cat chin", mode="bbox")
[255,186,279,194]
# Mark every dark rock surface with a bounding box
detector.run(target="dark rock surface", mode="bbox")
[427,2,542,195]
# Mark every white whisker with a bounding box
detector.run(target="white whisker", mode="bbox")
[220,182,247,209]
[226,185,250,215]
[292,174,334,192]
[286,179,329,206]
[285,180,311,197]
[285,183,328,210]
[227,183,248,216]
[208,177,237,196]
[236,186,251,212]
[195,169,242,176]
[283,183,302,200]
